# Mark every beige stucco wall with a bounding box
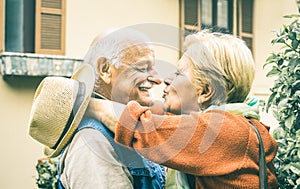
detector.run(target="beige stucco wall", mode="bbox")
[0,1,179,188]
[66,0,180,59]
[0,77,44,189]
[252,0,298,128]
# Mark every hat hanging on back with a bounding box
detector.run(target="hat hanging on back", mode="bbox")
[28,64,95,157]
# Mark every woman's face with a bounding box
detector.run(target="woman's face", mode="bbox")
[162,55,200,114]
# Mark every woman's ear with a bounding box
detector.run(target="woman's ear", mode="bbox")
[197,86,213,108]
[96,57,111,84]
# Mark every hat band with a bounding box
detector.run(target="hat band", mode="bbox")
[51,81,86,149]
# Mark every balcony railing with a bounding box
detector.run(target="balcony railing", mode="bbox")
[0,52,83,77]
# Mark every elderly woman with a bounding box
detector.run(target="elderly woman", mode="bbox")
[87,31,278,188]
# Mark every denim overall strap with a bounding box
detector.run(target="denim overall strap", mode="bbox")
[57,148,66,189]
[77,118,166,189]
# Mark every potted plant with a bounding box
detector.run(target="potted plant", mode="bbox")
[35,157,59,189]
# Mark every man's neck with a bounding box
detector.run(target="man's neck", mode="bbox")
[92,91,109,100]
[94,79,112,100]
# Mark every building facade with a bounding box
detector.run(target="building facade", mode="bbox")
[0,0,298,188]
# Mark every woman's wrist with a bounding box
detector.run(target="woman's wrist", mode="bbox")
[86,98,123,133]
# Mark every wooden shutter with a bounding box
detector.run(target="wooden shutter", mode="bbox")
[35,0,66,55]
[237,0,254,52]
[180,0,200,55]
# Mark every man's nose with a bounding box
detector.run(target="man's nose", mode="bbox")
[148,75,162,85]
[147,68,162,84]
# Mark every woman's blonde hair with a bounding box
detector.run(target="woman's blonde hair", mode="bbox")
[184,30,255,103]
[183,42,227,108]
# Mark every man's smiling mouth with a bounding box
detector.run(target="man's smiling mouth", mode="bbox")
[139,81,153,91]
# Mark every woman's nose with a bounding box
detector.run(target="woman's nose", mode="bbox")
[164,78,171,86]
[163,84,170,94]
[164,74,175,86]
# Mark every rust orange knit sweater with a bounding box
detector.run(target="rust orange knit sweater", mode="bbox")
[115,101,279,189]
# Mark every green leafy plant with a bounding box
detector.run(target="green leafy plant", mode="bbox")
[35,157,59,189]
[264,14,300,188]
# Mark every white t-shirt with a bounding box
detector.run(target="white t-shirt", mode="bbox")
[59,128,134,189]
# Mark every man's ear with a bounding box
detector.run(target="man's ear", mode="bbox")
[197,86,213,106]
[96,57,111,84]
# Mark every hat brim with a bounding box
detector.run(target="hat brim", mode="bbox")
[44,64,95,157]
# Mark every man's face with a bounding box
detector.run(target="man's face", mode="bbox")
[110,46,161,106]
[163,55,200,114]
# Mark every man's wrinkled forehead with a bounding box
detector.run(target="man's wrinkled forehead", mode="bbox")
[119,44,155,65]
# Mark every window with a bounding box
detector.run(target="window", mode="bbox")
[0,0,76,77]
[180,0,254,51]
[181,0,233,35]
[1,0,65,55]
[237,0,254,51]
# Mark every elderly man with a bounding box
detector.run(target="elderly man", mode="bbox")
[58,28,165,188]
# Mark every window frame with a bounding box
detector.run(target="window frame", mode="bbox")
[180,0,254,52]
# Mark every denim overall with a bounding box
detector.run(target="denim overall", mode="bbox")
[58,118,165,189]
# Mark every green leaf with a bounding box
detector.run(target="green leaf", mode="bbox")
[289,58,299,70]
[283,14,300,18]
[289,31,296,40]
[292,80,300,90]
[292,39,299,49]
[265,53,276,62]
[272,34,287,44]
[297,33,300,41]
[285,48,293,54]
[264,54,277,69]
[284,26,289,33]
[266,92,276,112]
[287,178,295,186]
[266,66,280,77]
[290,163,300,175]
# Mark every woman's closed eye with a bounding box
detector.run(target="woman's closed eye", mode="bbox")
[175,70,184,76]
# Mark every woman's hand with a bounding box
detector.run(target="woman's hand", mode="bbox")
[86,98,124,133]
[85,98,165,133]
[85,98,101,118]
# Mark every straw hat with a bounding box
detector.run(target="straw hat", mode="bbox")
[28,64,95,157]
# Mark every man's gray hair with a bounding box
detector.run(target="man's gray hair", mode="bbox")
[83,28,153,70]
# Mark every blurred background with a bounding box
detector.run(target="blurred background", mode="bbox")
[0,0,299,188]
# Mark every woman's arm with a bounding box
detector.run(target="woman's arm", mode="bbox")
[85,98,165,133]
[114,101,258,176]
[86,99,258,176]
[85,98,125,133]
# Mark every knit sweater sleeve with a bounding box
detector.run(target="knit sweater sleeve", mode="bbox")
[115,101,264,176]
